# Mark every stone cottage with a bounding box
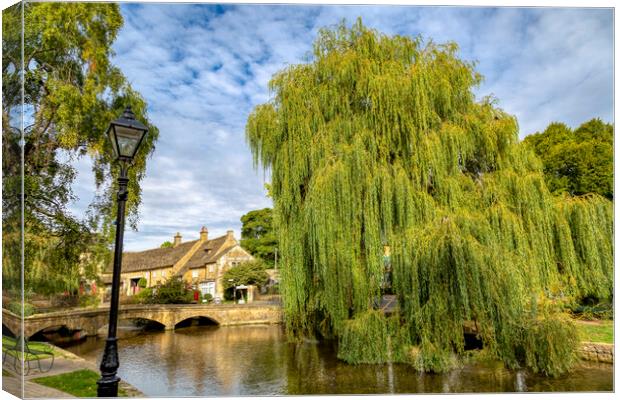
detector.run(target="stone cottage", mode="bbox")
[103,227,255,301]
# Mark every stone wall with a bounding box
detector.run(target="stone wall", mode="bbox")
[579,342,614,363]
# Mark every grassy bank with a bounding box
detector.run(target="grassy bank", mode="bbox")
[2,336,60,360]
[33,369,128,397]
[575,320,613,344]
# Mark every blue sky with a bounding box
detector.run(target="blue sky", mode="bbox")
[68,4,613,251]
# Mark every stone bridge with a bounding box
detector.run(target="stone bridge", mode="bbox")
[2,303,283,338]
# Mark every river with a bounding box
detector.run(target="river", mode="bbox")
[62,324,612,396]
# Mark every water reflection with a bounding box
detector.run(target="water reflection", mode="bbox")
[64,325,612,396]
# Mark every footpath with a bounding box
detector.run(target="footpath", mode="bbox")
[2,345,143,399]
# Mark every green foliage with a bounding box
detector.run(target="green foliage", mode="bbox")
[137,277,148,288]
[240,208,278,266]
[523,119,613,199]
[410,340,459,373]
[7,301,36,317]
[246,19,613,376]
[152,278,192,304]
[338,310,411,364]
[78,294,100,309]
[202,293,214,302]
[2,2,159,296]
[518,315,580,377]
[134,287,155,304]
[222,260,269,289]
[160,241,173,248]
[338,311,390,364]
[552,195,613,300]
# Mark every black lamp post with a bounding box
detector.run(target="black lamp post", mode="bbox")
[97,106,148,397]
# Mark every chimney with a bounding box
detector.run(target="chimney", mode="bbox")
[226,230,235,241]
[173,232,182,247]
[200,226,208,241]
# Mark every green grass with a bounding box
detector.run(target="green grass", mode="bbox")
[32,369,128,397]
[2,336,59,360]
[575,320,614,344]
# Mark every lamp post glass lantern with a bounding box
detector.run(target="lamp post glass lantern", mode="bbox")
[107,106,148,162]
[97,106,148,397]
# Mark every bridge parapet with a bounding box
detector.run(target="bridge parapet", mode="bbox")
[2,304,283,338]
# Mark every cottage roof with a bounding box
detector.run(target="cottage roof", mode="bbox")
[186,235,235,268]
[110,234,233,273]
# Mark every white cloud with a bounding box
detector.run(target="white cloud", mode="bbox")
[67,4,612,250]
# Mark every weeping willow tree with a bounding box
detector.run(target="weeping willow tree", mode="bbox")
[246,20,613,376]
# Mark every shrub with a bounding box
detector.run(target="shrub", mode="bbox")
[202,293,213,302]
[78,294,100,309]
[153,278,192,304]
[134,287,155,304]
[137,277,148,288]
[120,294,138,305]
[8,301,36,316]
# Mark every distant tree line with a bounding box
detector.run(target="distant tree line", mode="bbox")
[240,208,278,268]
[522,118,613,200]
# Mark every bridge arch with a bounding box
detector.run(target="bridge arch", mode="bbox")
[29,324,78,340]
[117,310,169,329]
[104,317,167,333]
[174,314,220,329]
[2,323,16,338]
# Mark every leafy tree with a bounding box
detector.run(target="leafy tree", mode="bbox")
[134,287,155,305]
[523,119,613,199]
[246,20,612,375]
[2,3,159,295]
[240,208,278,266]
[152,278,192,304]
[222,260,269,289]
[160,241,173,248]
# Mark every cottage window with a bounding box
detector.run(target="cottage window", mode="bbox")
[208,264,214,273]
[192,270,199,279]
[162,270,166,278]
[152,271,158,278]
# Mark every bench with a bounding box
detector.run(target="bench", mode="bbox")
[2,336,55,375]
